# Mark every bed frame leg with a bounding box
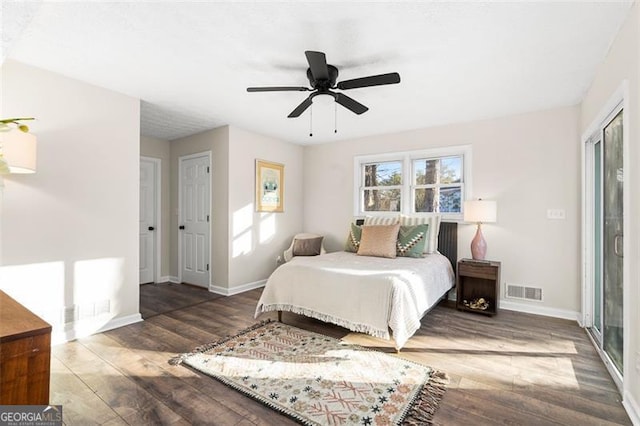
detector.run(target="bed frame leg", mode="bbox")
[277,311,282,322]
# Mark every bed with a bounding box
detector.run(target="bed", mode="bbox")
[255,222,457,350]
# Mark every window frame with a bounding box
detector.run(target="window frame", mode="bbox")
[353,145,472,221]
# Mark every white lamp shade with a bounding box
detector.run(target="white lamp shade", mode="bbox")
[464,200,497,223]
[1,130,37,174]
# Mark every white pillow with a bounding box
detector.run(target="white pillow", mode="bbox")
[400,214,441,254]
[363,215,400,225]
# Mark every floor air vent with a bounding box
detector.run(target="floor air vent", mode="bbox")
[506,284,543,302]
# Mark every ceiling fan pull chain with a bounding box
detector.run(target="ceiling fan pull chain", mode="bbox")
[309,104,313,137]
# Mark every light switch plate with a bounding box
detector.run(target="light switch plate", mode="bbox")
[547,209,566,220]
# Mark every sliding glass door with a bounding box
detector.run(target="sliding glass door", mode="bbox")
[601,110,624,374]
[585,107,624,383]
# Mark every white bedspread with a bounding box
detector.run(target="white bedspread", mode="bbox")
[254,251,454,349]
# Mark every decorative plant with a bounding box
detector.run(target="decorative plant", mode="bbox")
[0,118,35,174]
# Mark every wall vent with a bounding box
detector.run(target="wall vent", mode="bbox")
[506,284,543,302]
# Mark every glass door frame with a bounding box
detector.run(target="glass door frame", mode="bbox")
[581,81,630,394]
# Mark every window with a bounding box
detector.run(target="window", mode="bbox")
[354,146,471,220]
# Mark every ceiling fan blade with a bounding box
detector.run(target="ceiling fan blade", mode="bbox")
[288,96,313,118]
[336,72,401,90]
[305,51,329,80]
[335,93,368,115]
[247,86,310,92]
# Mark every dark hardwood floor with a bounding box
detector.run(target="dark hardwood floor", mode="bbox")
[139,282,222,319]
[50,285,631,425]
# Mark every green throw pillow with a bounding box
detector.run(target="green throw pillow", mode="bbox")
[345,223,362,252]
[396,224,428,258]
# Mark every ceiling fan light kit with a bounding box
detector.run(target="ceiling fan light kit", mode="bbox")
[247,51,400,122]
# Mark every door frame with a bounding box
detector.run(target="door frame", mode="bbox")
[140,156,162,284]
[177,151,212,288]
[580,80,630,394]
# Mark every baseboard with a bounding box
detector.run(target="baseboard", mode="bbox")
[51,313,143,345]
[623,390,640,426]
[157,275,171,283]
[168,275,180,284]
[499,300,580,322]
[210,279,267,296]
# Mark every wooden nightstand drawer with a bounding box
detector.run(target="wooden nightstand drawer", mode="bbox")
[458,262,498,279]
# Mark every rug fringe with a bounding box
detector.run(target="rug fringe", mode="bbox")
[402,369,449,425]
[258,303,391,340]
[168,319,272,366]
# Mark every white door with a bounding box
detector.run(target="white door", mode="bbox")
[179,153,210,288]
[140,157,158,284]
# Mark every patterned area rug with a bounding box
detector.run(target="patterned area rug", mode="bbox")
[170,321,447,425]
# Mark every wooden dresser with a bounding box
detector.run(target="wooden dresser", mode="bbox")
[0,290,52,404]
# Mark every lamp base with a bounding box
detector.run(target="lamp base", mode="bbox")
[470,223,487,260]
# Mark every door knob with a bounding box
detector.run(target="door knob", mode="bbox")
[148,226,155,231]
[179,225,185,230]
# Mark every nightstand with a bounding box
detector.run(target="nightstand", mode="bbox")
[456,259,501,316]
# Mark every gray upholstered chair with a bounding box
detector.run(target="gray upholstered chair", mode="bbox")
[283,233,326,262]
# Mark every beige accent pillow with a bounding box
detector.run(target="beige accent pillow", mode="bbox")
[357,223,401,258]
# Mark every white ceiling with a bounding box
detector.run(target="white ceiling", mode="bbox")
[1,1,633,145]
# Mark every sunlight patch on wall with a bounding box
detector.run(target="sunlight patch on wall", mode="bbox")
[74,257,125,303]
[259,212,275,244]
[233,203,253,236]
[233,231,252,258]
[0,261,65,325]
[232,203,254,257]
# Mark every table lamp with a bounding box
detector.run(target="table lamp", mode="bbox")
[463,199,497,260]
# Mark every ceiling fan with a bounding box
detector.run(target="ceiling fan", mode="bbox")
[247,51,401,118]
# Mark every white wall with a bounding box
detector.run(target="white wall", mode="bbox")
[227,126,304,291]
[140,135,171,280]
[303,106,581,318]
[0,61,141,343]
[580,3,639,421]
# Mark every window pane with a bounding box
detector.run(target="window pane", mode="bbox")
[441,157,462,184]
[414,187,462,213]
[414,188,436,212]
[364,161,402,186]
[414,156,461,184]
[439,187,462,212]
[363,189,401,211]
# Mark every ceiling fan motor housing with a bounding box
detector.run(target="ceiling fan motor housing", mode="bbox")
[307,65,338,91]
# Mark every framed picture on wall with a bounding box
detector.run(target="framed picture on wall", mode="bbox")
[256,159,284,212]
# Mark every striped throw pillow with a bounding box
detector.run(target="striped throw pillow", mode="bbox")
[400,214,441,254]
[363,215,400,225]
